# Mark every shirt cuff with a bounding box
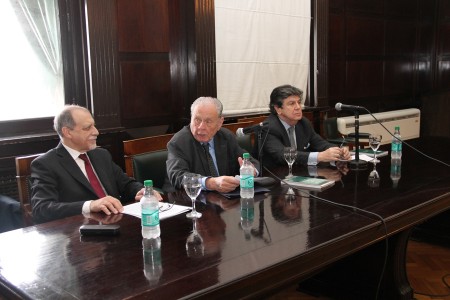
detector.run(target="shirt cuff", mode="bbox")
[307,152,319,165]
[82,200,92,214]
[201,176,210,190]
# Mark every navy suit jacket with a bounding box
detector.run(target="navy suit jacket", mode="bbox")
[166,126,260,189]
[30,143,143,223]
[262,114,334,168]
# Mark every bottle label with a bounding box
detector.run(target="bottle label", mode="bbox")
[391,143,402,152]
[142,210,159,226]
[241,207,255,221]
[240,175,254,188]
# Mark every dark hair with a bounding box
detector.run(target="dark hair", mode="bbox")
[269,85,303,115]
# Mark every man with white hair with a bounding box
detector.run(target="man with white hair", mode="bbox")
[166,97,259,193]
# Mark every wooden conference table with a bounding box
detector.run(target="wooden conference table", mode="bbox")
[0,136,449,299]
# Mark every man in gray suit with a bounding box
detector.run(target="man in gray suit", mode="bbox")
[31,105,161,224]
[166,97,260,193]
[263,85,350,168]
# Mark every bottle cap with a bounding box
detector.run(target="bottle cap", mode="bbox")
[243,153,250,159]
[144,180,153,187]
[395,126,400,130]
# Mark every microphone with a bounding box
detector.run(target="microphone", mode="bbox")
[236,121,268,137]
[335,102,365,111]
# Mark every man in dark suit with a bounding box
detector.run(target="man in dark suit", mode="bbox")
[263,85,350,168]
[166,97,260,193]
[30,105,161,224]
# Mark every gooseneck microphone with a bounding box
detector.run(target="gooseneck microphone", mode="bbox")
[236,121,268,137]
[335,102,365,112]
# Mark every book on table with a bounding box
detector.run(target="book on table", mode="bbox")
[350,148,388,158]
[281,176,335,191]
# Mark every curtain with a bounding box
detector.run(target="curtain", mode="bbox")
[13,0,62,75]
[215,0,311,116]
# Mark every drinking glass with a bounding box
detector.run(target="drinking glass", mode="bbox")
[368,164,380,188]
[182,173,202,218]
[283,147,297,178]
[368,134,382,164]
[186,218,204,257]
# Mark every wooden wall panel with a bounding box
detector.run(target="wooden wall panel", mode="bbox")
[346,61,383,98]
[120,61,171,124]
[384,60,414,95]
[117,0,169,52]
[346,17,384,55]
[345,0,383,14]
[85,0,121,128]
[385,20,416,55]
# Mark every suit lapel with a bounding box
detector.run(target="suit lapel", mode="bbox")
[55,145,96,195]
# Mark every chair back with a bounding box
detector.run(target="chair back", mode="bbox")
[222,121,254,154]
[123,134,174,189]
[15,153,42,226]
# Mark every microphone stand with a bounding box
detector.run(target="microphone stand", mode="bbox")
[256,128,264,175]
[349,110,368,170]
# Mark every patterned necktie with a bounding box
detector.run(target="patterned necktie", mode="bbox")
[288,126,297,149]
[201,143,219,177]
[79,153,106,198]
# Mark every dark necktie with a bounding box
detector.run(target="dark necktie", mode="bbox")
[201,143,219,177]
[288,126,297,149]
[79,153,106,198]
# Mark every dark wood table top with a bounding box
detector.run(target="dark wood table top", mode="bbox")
[1,136,449,299]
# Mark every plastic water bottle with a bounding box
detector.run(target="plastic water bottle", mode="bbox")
[141,180,160,238]
[240,153,254,198]
[391,126,402,159]
[240,198,254,240]
[390,158,402,188]
[142,237,162,285]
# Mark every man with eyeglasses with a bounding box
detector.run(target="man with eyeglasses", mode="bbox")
[166,97,260,193]
[263,85,351,169]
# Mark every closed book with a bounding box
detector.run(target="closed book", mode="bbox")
[281,176,335,191]
[350,149,388,158]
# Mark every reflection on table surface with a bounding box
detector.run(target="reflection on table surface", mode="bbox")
[0,137,449,299]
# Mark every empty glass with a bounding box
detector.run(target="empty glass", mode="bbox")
[182,173,202,218]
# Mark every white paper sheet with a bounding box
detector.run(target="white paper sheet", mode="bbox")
[123,202,190,220]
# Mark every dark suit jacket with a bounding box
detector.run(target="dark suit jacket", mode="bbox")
[0,195,24,233]
[262,114,334,167]
[166,126,260,189]
[30,143,143,223]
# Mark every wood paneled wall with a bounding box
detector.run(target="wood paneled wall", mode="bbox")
[325,0,450,137]
[328,0,435,113]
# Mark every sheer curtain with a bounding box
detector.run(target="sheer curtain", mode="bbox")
[0,0,63,121]
[215,1,311,116]
[15,0,62,76]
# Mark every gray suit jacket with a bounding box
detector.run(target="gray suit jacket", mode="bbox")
[30,143,143,223]
[166,126,260,189]
[263,114,334,167]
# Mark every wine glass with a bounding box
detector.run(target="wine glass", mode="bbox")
[283,147,297,178]
[182,173,202,218]
[368,164,380,188]
[186,218,204,257]
[368,134,382,164]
